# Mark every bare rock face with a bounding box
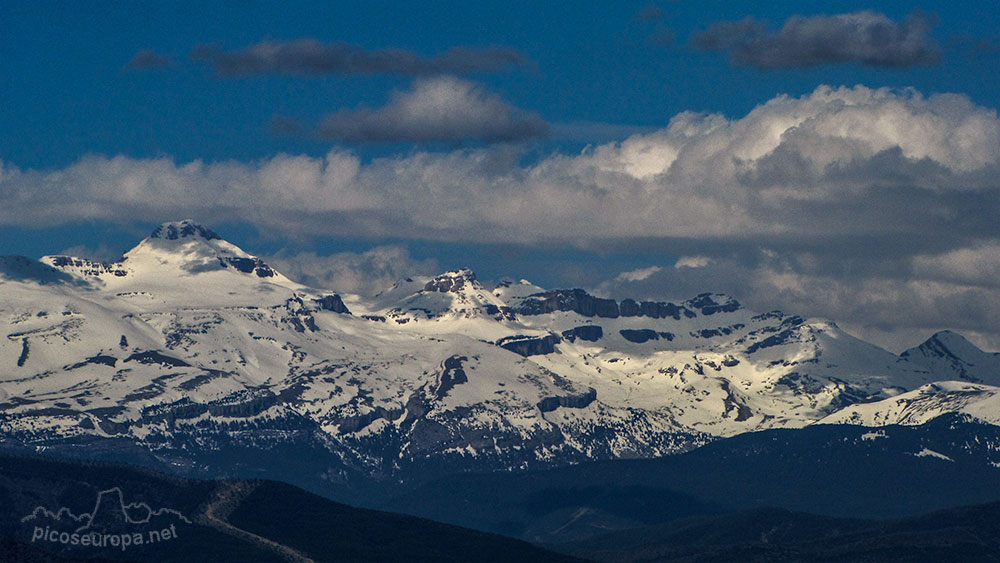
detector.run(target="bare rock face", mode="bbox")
[619,329,674,343]
[537,388,597,412]
[150,220,221,241]
[423,269,479,293]
[315,294,351,314]
[514,289,726,321]
[220,256,276,277]
[561,325,603,342]
[497,334,561,356]
[515,289,621,318]
[435,355,469,399]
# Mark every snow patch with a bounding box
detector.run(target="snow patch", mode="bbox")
[912,447,954,462]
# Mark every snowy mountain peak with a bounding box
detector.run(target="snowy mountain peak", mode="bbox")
[900,330,1000,386]
[929,330,979,350]
[30,224,294,291]
[121,220,286,280]
[372,268,518,325]
[493,278,548,302]
[148,220,221,242]
[423,269,481,293]
[902,330,982,361]
[38,221,291,288]
[130,220,245,261]
[8,219,1000,482]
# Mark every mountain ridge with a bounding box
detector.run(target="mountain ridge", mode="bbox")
[1,220,998,489]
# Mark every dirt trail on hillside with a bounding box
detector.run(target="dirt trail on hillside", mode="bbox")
[197,481,315,563]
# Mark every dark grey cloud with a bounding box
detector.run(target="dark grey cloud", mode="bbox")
[191,39,528,77]
[316,76,549,143]
[691,11,940,68]
[125,49,173,70]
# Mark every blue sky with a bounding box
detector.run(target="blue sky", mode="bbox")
[3,1,1000,350]
[5,1,999,167]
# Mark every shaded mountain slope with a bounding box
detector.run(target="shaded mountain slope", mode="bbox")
[553,502,1000,563]
[381,415,1000,542]
[0,453,578,562]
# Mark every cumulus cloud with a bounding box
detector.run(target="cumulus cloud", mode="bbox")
[125,49,174,70]
[2,85,996,242]
[265,246,438,296]
[192,40,527,77]
[316,76,549,143]
[692,11,940,68]
[551,121,659,143]
[3,85,1000,346]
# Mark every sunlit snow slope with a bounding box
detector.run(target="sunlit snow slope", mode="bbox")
[1,221,997,479]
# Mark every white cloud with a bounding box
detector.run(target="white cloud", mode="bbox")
[316,76,548,143]
[616,266,664,282]
[264,246,438,296]
[674,256,709,269]
[3,85,1000,345]
[3,85,997,243]
[597,250,1000,353]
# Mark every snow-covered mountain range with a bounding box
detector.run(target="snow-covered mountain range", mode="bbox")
[1,220,998,481]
